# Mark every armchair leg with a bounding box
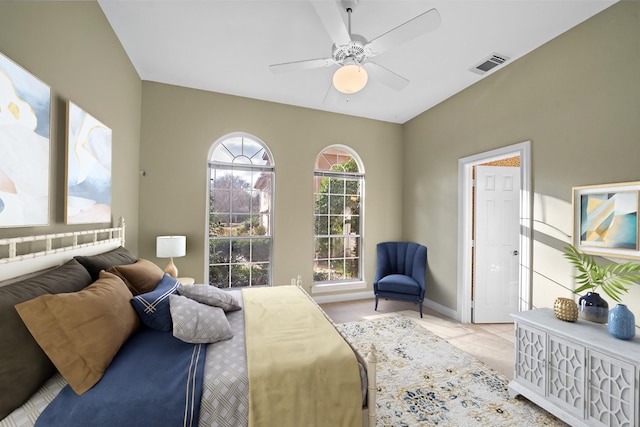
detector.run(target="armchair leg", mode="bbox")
[419,302,423,318]
[374,296,378,311]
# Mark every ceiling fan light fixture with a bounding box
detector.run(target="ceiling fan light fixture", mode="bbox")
[332,60,368,94]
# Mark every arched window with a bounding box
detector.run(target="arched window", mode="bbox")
[313,146,364,284]
[208,133,274,288]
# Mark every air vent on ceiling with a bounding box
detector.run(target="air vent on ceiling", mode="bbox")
[470,53,510,75]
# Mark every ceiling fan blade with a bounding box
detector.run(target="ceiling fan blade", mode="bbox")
[364,62,409,91]
[365,8,441,56]
[310,1,351,46]
[269,57,335,73]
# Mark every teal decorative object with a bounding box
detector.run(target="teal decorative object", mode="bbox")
[608,304,636,340]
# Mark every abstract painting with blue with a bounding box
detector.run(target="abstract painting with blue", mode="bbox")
[580,191,638,250]
[0,51,50,227]
[65,101,112,224]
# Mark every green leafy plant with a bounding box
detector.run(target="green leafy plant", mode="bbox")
[564,245,640,302]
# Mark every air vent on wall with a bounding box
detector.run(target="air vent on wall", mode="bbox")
[469,53,509,75]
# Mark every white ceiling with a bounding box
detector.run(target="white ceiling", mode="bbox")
[98,0,617,124]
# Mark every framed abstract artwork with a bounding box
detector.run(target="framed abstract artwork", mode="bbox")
[572,181,640,259]
[65,101,112,224]
[0,52,51,227]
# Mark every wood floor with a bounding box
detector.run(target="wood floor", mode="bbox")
[320,298,515,380]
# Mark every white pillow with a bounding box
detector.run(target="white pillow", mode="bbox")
[169,295,233,344]
[177,284,241,312]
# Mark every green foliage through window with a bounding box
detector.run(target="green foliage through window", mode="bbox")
[208,135,273,288]
[313,150,363,283]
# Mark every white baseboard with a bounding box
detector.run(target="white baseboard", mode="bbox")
[311,281,367,294]
[311,290,374,304]
[311,292,459,322]
[423,298,458,321]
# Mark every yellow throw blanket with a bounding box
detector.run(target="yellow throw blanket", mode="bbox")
[243,286,362,427]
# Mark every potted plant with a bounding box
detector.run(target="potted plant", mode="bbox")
[563,245,640,324]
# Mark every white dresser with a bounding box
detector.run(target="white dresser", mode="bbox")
[509,308,640,427]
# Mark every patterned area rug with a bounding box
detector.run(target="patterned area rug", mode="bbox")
[336,316,566,427]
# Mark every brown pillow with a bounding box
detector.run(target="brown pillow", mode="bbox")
[74,246,137,281]
[0,259,92,419]
[107,259,165,295]
[15,271,140,395]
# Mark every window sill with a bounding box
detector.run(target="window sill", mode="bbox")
[311,281,367,294]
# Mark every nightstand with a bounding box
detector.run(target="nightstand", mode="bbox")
[178,277,195,285]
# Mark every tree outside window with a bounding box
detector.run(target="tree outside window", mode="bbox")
[313,147,363,283]
[208,134,273,288]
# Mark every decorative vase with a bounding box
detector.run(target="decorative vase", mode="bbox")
[578,292,609,323]
[608,304,636,340]
[553,297,578,322]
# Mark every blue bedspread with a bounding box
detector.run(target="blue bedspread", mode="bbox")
[36,327,206,427]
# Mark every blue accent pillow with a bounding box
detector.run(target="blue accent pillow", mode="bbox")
[130,274,179,331]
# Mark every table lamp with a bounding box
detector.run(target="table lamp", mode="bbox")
[156,235,186,278]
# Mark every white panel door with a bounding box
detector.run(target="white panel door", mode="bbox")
[473,165,520,323]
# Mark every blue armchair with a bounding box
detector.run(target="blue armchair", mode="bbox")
[374,242,427,318]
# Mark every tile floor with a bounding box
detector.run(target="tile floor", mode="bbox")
[320,298,515,379]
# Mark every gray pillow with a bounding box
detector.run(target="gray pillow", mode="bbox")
[0,259,93,419]
[169,295,233,344]
[177,284,241,312]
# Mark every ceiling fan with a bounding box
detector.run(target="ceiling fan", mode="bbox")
[269,0,441,95]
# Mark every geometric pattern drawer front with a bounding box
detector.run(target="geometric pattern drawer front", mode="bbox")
[514,323,546,395]
[510,309,640,427]
[547,336,585,418]
[587,350,635,427]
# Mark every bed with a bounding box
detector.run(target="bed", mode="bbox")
[0,219,377,427]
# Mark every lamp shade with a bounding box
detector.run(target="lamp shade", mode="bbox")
[333,60,368,94]
[156,235,186,258]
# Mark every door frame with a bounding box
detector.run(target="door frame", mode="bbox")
[456,141,532,323]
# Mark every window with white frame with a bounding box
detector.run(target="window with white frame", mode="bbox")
[313,146,363,284]
[208,134,274,288]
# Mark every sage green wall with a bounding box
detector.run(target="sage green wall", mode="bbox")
[5,0,637,315]
[0,1,142,253]
[138,82,403,289]
[403,1,640,315]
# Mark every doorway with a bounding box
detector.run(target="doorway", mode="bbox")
[456,141,532,324]
[474,164,520,322]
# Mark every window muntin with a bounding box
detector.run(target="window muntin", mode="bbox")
[313,147,363,283]
[208,135,273,288]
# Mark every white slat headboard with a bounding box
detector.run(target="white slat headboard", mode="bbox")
[0,217,126,282]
